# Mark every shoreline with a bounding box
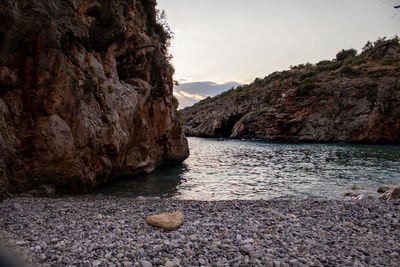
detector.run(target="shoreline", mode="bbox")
[1,196,399,266]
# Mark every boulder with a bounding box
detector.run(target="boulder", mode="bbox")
[379,186,400,201]
[146,212,184,231]
[377,186,390,193]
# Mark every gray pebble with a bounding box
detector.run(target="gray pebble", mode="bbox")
[0,197,399,267]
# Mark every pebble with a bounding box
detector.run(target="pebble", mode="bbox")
[164,260,174,267]
[198,258,206,265]
[0,196,399,266]
[139,260,151,267]
[240,245,253,255]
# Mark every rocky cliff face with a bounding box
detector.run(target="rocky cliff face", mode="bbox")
[182,38,400,144]
[0,0,189,198]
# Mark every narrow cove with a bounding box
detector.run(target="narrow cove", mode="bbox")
[95,137,400,200]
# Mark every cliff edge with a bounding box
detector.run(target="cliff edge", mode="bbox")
[0,0,189,198]
[182,38,400,144]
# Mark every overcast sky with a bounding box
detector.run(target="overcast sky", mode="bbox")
[157,0,400,85]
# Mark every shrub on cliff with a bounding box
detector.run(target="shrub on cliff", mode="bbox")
[155,10,174,52]
[299,70,316,81]
[336,48,358,61]
[340,65,360,76]
[316,60,342,72]
[296,83,316,96]
[172,96,179,109]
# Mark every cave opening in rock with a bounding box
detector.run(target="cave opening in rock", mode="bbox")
[215,114,243,138]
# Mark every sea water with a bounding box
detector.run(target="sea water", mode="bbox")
[95,137,400,200]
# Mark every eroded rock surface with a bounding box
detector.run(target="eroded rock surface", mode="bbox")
[182,38,400,143]
[0,0,189,198]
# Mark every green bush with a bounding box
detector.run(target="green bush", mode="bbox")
[381,57,400,66]
[259,109,267,115]
[316,60,342,72]
[368,69,387,79]
[340,65,360,76]
[345,56,366,66]
[296,83,315,96]
[277,106,286,113]
[316,60,332,67]
[336,48,357,61]
[299,70,316,81]
[177,111,184,124]
[172,96,179,109]
[290,62,312,70]
[83,79,96,93]
[108,85,115,94]
[302,77,314,84]
[262,94,271,104]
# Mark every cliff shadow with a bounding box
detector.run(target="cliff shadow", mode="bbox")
[93,163,188,198]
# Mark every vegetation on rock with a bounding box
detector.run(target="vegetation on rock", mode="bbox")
[182,37,400,144]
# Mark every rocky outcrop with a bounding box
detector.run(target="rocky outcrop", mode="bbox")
[0,0,189,199]
[182,38,400,144]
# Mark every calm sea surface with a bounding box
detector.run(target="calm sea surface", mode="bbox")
[95,137,400,200]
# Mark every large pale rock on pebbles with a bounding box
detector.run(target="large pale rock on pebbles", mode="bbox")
[146,212,184,231]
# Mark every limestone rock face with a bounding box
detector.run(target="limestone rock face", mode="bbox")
[146,212,184,231]
[182,39,400,144]
[0,0,189,198]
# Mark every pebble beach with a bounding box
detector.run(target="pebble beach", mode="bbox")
[0,196,400,267]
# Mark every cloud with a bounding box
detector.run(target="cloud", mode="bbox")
[174,81,241,109]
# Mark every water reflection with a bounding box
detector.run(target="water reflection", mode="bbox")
[95,163,188,198]
[95,138,400,200]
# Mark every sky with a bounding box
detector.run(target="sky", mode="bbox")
[157,0,400,107]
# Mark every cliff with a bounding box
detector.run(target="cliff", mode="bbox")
[182,38,400,144]
[0,0,189,198]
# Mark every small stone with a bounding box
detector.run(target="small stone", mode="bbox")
[92,260,101,267]
[139,260,151,267]
[356,194,369,201]
[164,260,174,267]
[12,203,22,210]
[146,212,184,231]
[343,192,359,198]
[136,196,146,201]
[39,253,47,262]
[15,240,28,245]
[240,245,253,255]
[172,258,180,265]
[377,186,390,193]
[250,250,263,259]
[198,258,206,265]
[242,238,255,244]
[97,214,103,220]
